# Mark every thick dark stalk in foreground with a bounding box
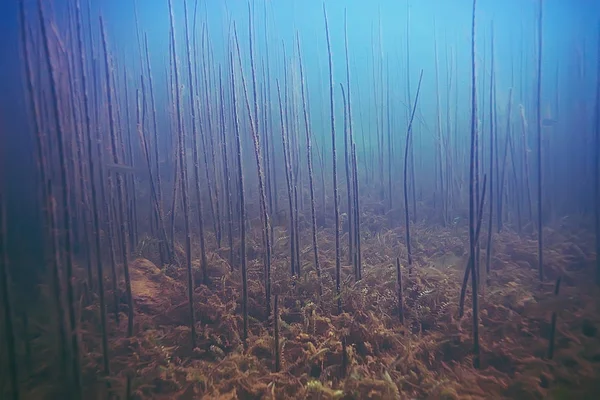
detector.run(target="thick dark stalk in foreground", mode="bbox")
[20,0,69,381]
[274,294,280,372]
[468,0,480,369]
[230,40,248,347]
[403,70,424,275]
[296,33,322,294]
[0,195,18,400]
[323,3,342,314]
[170,0,196,348]
[101,16,134,338]
[66,6,93,292]
[594,23,600,286]
[396,257,404,324]
[75,0,108,374]
[40,1,83,395]
[536,0,544,282]
[547,276,562,359]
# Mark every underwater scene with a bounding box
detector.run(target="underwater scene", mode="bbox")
[1,0,600,398]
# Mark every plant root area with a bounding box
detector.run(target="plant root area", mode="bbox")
[26,216,600,400]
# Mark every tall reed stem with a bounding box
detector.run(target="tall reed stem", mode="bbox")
[468,0,480,368]
[403,70,424,275]
[42,0,83,394]
[323,3,342,314]
[170,0,197,348]
[536,0,544,282]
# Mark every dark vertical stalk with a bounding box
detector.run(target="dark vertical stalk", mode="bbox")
[123,70,138,249]
[468,0,481,369]
[459,175,488,318]
[547,276,562,359]
[246,2,272,313]
[92,42,120,325]
[594,22,600,286]
[137,79,169,272]
[264,3,279,220]
[171,0,197,348]
[66,5,93,292]
[485,25,495,281]
[184,1,209,287]
[372,25,383,204]
[143,34,170,262]
[343,10,354,265]
[519,106,533,222]
[403,70,424,276]
[340,82,351,263]
[396,257,404,324]
[508,134,522,232]
[406,4,417,221]
[378,12,385,206]
[75,0,108,374]
[230,33,248,346]
[169,144,179,258]
[219,67,234,268]
[323,3,342,314]
[273,294,280,372]
[352,142,362,280]
[498,89,514,233]
[40,1,83,395]
[234,24,272,318]
[386,62,393,212]
[20,1,69,380]
[0,194,19,400]
[536,0,544,282]
[287,70,301,277]
[200,30,222,249]
[277,80,297,278]
[261,63,273,231]
[433,23,446,226]
[444,41,453,223]
[297,33,322,294]
[101,16,134,338]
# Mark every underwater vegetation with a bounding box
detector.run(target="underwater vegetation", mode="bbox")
[1,0,600,399]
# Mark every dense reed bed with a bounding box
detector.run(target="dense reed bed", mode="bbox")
[1,0,599,399]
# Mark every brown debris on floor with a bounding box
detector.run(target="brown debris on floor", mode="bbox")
[28,215,600,399]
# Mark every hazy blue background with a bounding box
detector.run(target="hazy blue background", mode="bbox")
[1,0,598,287]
